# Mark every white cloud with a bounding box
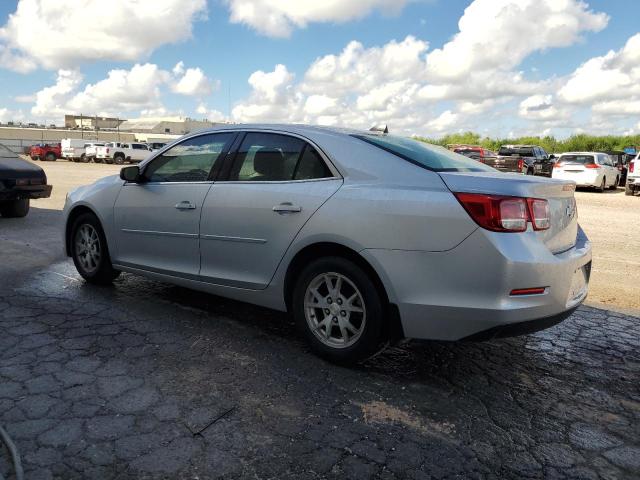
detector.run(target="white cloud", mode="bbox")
[196,103,227,122]
[29,61,216,120]
[426,110,458,132]
[0,0,207,72]
[518,94,566,121]
[558,33,640,104]
[172,67,215,96]
[225,0,409,37]
[425,0,608,81]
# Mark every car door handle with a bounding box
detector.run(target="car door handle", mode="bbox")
[273,203,302,214]
[175,201,196,210]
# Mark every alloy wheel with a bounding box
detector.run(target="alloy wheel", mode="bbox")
[74,224,101,273]
[304,272,366,348]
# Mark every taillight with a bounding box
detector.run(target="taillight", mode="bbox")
[630,162,635,173]
[454,193,550,232]
[585,163,600,169]
[553,162,563,168]
[517,158,524,171]
[527,198,550,230]
[106,148,110,154]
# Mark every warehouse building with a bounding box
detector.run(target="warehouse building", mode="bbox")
[118,117,224,135]
[64,115,124,130]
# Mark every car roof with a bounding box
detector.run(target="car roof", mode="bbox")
[559,152,604,155]
[191,123,371,140]
[500,145,538,148]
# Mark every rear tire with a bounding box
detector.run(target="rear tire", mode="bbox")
[45,152,56,161]
[526,168,534,175]
[609,176,619,190]
[598,177,606,193]
[71,213,120,284]
[114,154,125,165]
[292,256,386,365]
[0,199,30,218]
[79,153,89,163]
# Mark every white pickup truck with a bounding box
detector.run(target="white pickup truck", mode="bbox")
[61,139,104,162]
[95,142,152,164]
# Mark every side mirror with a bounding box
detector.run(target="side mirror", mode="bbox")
[120,165,141,182]
[549,154,555,160]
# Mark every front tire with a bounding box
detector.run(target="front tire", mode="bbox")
[0,199,29,218]
[292,257,386,364]
[526,168,534,175]
[71,213,120,284]
[45,152,56,161]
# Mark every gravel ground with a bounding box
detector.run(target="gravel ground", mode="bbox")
[0,158,638,479]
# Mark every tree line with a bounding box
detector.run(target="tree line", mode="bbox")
[415,131,640,153]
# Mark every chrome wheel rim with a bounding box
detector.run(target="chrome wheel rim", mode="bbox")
[74,224,101,273]
[304,272,366,349]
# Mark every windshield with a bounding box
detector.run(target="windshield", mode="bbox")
[559,155,595,164]
[352,134,495,172]
[498,146,534,157]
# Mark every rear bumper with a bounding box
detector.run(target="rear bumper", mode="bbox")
[0,184,52,200]
[362,226,592,341]
[552,170,600,187]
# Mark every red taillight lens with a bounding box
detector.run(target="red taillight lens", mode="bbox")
[553,162,563,168]
[454,193,528,232]
[630,162,635,173]
[454,193,550,232]
[585,163,599,169]
[527,198,550,231]
[517,158,524,171]
[106,148,110,154]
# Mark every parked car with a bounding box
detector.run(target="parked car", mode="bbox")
[96,142,151,164]
[552,152,620,192]
[451,145,497,161]
[63,125,591,363]
[497,145,554,177]
[0,143,52,217]
[148,142,167,151]
[626,155,638,195]
[84,143,106,162]
[29,143,61,161]
[599,150,632,186]
[61,139,100,162]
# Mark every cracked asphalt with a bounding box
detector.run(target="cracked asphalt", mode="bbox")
[1,209,639,479]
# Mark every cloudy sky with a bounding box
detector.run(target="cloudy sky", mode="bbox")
[0,0,638,138]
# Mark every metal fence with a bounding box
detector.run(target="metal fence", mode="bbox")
[0,138,42,155]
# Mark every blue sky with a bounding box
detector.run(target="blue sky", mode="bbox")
[0,0,639,138]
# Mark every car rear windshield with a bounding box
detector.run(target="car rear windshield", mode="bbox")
[559,155,595,164]
[498,147,535,157]
[352,134,495,172]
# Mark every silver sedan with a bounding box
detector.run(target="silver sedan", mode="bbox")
[63,125,592,363]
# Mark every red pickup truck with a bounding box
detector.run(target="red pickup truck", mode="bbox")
[29,143,61,161]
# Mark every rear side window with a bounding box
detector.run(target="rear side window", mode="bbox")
[498,147,535,157]
[559,155,595,164]
[353,134,494,172]
[230,133,332,181]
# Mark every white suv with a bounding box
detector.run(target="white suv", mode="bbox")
[96,142,151,164]
[626,155,638,195]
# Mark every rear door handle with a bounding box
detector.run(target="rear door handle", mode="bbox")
[175,201,196,210]
[273,202,302,214]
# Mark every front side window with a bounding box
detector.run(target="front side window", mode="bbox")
[144,133,235,183]
[230,132,332,181]
[354,134,495,172]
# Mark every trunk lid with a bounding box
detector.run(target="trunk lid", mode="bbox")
[438,171,578,253]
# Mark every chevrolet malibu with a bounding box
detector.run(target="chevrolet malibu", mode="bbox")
[63,125,592,363]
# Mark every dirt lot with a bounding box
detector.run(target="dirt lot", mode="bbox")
[25,158,640,313]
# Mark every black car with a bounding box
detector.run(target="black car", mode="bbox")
[0,143,52,217]
[497,145,554,177]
